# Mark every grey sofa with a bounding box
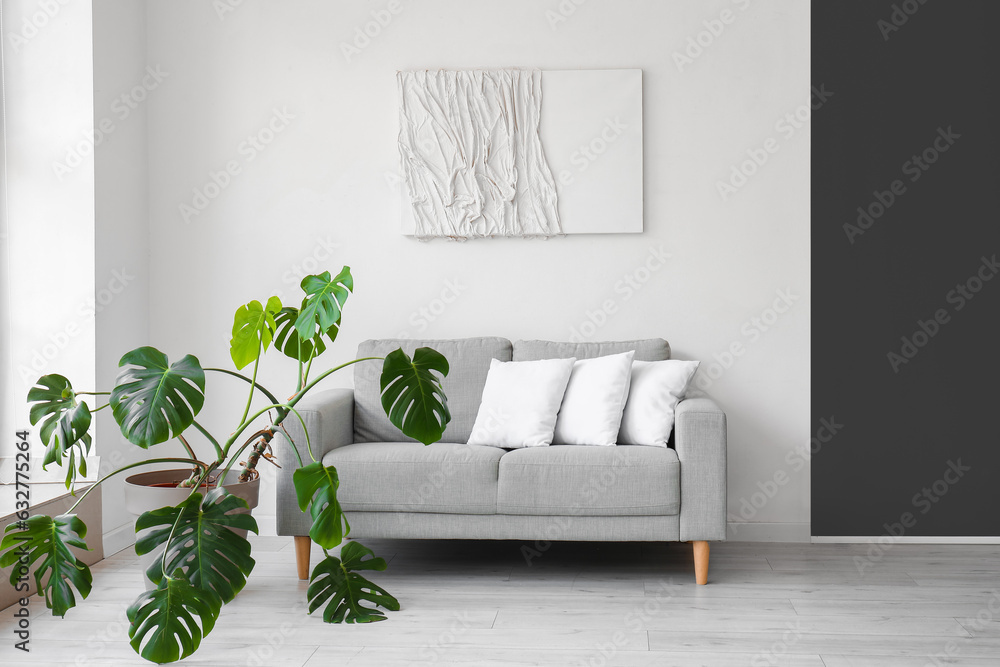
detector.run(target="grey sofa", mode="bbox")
[275,337,727,584]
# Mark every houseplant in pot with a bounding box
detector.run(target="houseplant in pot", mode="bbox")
[0,266,451,663]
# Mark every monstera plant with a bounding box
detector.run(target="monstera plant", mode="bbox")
[0,266,451,663]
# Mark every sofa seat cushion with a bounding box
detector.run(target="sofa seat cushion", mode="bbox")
[497,445,680,516]
[323,442,503,514]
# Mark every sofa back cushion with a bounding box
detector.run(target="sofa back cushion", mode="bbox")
[512,338,670,362]
[354,337,513,443]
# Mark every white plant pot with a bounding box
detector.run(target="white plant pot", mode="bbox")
[124,469,260,591]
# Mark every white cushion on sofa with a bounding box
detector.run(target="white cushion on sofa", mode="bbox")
[467,357,576,449]
[617,360,700,447]
[552,351,635,447]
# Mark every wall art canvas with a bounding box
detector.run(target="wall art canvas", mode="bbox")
[398,68,642,239]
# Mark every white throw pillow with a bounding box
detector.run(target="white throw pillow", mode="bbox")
[467,357,576,449]
[552,351,635,447]
[617,360,701,447]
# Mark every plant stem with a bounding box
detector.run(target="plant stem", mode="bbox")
[283,406,315,463]
[225,438,262,482]
[235,357,381,481]
[224,357,380,458]
[222,403,290,454]
[176,434,199,461]
[239,341,262,426]
[231,405,309,482]
[66,457,209,514]
[302,357,316,384]
[277,418,306,467]
[289,357,382,408]
[227,357,381,480]
[91,403,111,413]
[204,367,283,413]
[234,426,273,480]
[76,391,110,396]
[302,352,315,389]
[191,420,225,462]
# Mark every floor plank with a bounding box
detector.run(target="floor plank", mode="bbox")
[647,630,1000,659]
[821,656,999,667]
[792,598,1000,618]
[494,609,970,636]
[0,641,328,666]
[2,538,999,665]
[315,646,828,666]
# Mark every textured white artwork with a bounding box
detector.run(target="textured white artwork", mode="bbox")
[397,69,562,239]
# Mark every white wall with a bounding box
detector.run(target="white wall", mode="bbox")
[136,0,810,539]
[92,0,153,554]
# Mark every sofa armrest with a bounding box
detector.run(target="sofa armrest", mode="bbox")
[275,388,355,536]
[674,397,728,542]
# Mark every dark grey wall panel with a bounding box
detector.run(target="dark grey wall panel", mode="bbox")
[812,0,999,536]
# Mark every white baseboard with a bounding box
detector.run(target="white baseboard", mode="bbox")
[812,535,1000,544]
[727,522,810,542]
[103,522,137,557]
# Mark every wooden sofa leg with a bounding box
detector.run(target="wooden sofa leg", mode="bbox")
[693,541,710,585]
[294,536,311,580]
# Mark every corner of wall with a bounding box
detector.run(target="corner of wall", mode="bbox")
[92,0,151,550]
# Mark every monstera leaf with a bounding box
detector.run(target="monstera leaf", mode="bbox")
[0,514,92,617]
[307,541,399,623]
[273,306,328,363]
[293,462,349,549]
[294,267,352,342]
[110,347,206,448]
[230,296,282,370]
[127,573,219,664]
[380,347,451,445]
[135,489,258,603]
[27,374,93,485]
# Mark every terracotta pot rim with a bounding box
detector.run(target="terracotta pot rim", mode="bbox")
[124,468,260,488]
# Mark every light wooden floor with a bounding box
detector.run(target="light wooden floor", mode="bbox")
[2,536,1000,666]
